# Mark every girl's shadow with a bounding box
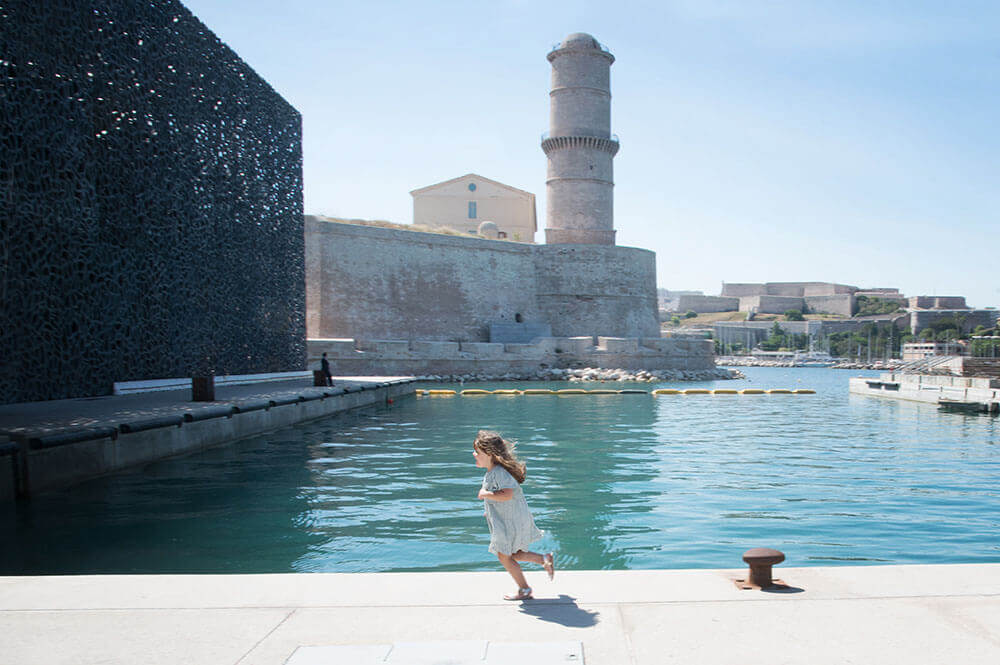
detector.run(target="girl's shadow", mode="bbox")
[517,595,599,627]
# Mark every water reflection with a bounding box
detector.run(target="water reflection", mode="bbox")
[2,367,998,573]
[0,432,324,574]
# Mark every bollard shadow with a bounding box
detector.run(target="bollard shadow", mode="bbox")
[734,579,805,593]
[517,594,600,627]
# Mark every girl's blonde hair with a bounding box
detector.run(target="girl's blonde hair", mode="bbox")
[474,430,526,484]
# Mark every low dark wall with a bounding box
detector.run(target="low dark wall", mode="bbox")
[1,1,305,403]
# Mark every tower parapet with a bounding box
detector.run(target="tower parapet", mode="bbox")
[542,33,618,245]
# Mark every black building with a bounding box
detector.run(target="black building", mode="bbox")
[1,1,306,403]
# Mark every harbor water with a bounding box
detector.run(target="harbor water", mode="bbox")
[2,367,998,574]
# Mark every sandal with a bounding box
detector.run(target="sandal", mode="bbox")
[504,587,533,601]
[543,552,555,581]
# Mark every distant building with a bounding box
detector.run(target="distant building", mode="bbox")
[719,282,857,317]
[410,173,537,243]
[908,309,999,336]
[720,282,858,298]
[658,289,704,311]
[902,341,964,360]
[676,294,739,313]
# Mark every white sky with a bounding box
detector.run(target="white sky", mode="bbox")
[182,0,1000,307]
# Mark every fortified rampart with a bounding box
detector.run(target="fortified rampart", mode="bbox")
[908,296,968,310]
[909,310,998,335]
[722,282,858,297]
[676,295,740,313]
[305,217,659,342]
[739,295,806,314]
[802,294,855,317]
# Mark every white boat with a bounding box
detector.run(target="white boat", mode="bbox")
[792,351,836,366]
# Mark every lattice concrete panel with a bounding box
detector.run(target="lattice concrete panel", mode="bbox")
[0,1,305,403]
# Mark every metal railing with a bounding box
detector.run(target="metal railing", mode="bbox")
[894,355,959,374]
[550,41,612,55]
[541,131,619,143]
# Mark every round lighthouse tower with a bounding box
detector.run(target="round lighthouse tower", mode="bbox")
[541,33,619,245]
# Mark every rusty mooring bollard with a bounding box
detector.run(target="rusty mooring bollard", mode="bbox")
[740,547,785,589]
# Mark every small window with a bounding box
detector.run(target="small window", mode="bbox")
[468,201,477,218]
[497,231,507,239]
[468,183,477,191]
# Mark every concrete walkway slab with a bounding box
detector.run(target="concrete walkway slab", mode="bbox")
[2,566,999,665]
[286,641,582,665]
[287,644,391,664]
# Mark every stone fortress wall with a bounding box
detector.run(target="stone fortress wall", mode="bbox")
[306,217,659,343]
[909,296,968,310]
[718,282,856,297]
[910,310,998,334]
[796,294,854,317]
[672,283,966,319]
[675,295,740,313]
[720,282,858,316]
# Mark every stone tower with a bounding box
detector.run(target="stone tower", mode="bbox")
[541,33,619,245]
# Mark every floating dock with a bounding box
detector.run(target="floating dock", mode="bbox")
[421,389,816,397]
[849,372,999,415]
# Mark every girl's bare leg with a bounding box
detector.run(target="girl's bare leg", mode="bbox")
[496,553,530,590]
[512,550,544,566]
[516,550,555,580]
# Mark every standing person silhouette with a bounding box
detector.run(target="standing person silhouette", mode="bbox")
[320,352,333,386]
[473,430,554,600]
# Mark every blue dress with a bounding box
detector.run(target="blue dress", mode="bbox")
[482,465,544,555]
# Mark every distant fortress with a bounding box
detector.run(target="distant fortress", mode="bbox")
[306,34,719,376]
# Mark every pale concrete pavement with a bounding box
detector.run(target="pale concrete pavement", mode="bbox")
[2,564,999,664]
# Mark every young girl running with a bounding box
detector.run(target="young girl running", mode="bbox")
[473,430,554,600]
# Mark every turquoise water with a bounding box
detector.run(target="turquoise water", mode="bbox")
[2,367,998,574]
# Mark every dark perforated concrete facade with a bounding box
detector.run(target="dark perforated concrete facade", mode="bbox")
[1,1,305,403]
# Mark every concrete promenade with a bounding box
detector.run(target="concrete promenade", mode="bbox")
[3,564,999,664]
[0,377,412,436]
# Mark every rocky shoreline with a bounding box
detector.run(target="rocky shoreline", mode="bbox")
[716,356,903,371]
[413,367,744,383]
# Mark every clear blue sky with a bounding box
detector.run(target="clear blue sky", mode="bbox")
[183,1,999,308]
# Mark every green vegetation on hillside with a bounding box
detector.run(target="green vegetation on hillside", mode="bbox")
[757,322,809,351]
[316,216,480,239]
[827,322,905,359]
[855,295,905,316]
[663,311,748,327]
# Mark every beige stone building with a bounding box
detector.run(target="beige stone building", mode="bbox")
[410,173,537,243]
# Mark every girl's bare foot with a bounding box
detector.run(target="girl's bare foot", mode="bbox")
[504,586,533,601]
[543,552,555,580]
